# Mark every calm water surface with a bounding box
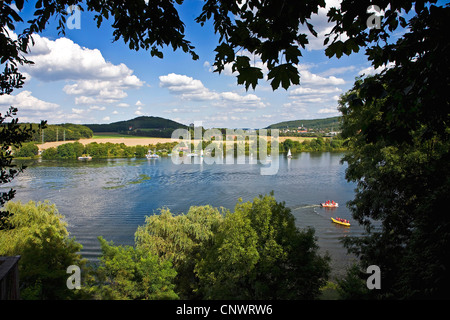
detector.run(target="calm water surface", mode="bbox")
[6,153,364,277]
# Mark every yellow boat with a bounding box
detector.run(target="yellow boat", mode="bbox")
[331,217,350,227]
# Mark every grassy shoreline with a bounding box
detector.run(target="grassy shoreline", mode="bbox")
[37,135,319,151]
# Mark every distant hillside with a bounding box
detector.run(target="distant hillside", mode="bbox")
[15,123,94,143]
[267,116,342,131]
[84,116,188,138]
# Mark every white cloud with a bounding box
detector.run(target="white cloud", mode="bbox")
[319,66,356,77]
[0,90,59,112]
[206,50,269,78]
[89,105,106,111]
[117,103,130,108]
[358,62,395,76]
[23,34,144,106]
[102,116,111,121]
[0,90,95,123]
[318,107,340,115]
[285,68,345,118]
[300,70,345,86]
[289,86,342,96]
[302,0,345,51]
[159,73,215,101]
[135,100,144,106]
[134,106,144,116]
[159,73,267,109]
[24,35,138,82]
[220,91,265,108]
[164,108,191,114]
[71,108,84,114]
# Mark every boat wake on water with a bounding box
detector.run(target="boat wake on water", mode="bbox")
[291,204,321,211]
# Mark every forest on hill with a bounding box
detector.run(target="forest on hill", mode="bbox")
[84,116,188,138]
[267,117,341,131]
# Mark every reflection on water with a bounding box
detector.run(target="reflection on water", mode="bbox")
[7,153,364,277]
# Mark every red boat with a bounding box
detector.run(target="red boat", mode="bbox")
[321,200,338,208]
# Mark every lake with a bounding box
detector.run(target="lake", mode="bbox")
[5,152,364,277]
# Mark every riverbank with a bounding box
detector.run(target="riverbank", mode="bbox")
[37,136,317,151]
[37,137,180,151]
[33,136,346,160]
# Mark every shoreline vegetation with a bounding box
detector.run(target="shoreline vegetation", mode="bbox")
[13,136,346,160]
[0,194,337,300]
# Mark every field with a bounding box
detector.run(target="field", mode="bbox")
[38,133,315,151]
[38,137,178,151]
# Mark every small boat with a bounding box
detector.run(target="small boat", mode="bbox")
[78,155,92,160]
[321,201,338,208]
[287,149,292,158]
[146,150,160,159]
[331,217,350,227]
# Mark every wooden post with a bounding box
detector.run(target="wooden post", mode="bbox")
[0,256,21,300]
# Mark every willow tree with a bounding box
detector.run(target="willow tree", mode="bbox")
[0,201,85,299]
[134,205,224,299]
[135,195,330,300]
[194,194,330,300]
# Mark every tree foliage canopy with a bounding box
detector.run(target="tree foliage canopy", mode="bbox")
[195,194,330,299]
[87,237,178,300]
[0,200,85,299]
[135,194,330,300]
[338,4,450,299]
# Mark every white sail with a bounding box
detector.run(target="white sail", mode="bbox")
[287,149,292,157]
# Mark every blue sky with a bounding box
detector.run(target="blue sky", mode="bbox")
[1,0,398,128]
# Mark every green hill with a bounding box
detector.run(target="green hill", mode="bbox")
[84,116,188,138]
[266,116,342,131]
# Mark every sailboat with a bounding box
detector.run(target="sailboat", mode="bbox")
[287,149,292,158]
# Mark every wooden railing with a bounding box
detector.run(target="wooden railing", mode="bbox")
[0,256,21,300]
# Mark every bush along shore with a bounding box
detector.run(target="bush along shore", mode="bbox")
[14,137,347,160]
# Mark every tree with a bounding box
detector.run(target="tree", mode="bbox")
[195,194,330,299]
[135,196,329,300]
[338,4,450,299]
[0,106,45,229]
[336,264,372,300]
[0,200,85,299]
[196,0,326,90]
[87,237,178,300]
[135,205,224,299]
[1,0,46,214]
[14,141,39,158]
[283,138,294,153]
